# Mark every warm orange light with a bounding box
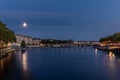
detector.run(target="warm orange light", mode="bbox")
[7,42,11,47]
[109,51,115,57]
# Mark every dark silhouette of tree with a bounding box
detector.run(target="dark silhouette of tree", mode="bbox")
[41,39,73,44]
[21,40,26,48]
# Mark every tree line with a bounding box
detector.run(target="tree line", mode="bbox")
[41,39,73,44]
[99,32,120,43]
[0,21,16,44]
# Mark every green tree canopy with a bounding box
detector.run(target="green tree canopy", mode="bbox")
[99,32,120,43]
[0,21,16,43]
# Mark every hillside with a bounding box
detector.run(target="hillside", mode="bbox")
[0,21,16,43]
[99,32,120,43]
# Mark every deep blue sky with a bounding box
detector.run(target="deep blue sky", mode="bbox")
[0,0,120,40]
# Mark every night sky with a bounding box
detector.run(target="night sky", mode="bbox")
[0,0,120,40]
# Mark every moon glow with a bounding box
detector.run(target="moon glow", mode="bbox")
[22,22,27,28]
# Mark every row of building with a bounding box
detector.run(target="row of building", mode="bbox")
[73,41,100,46]
[15,34,41,45]
[15,34,100,47]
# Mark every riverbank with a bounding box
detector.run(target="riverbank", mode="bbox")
[95,46,109,51]
[0,48,16,59]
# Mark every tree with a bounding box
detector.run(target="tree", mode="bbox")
[0,21,16,44]
[21,40,26,48]
[99,32,120,43]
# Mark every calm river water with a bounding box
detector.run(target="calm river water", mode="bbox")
[0,47,120,80]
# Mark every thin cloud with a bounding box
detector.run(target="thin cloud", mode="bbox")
[0,11,77,17]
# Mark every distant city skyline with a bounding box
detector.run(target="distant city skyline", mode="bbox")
[0,0,120,40]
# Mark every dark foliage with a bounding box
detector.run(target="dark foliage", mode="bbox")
[21,40,26,48]
[0,21,16,43]
[99,32,120,43]
[41,39,73,44]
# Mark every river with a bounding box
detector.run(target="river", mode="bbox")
[0,47,120,80]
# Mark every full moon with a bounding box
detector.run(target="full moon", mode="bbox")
[22,22,27,28]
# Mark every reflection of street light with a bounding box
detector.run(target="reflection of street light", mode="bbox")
[109,51,115,58]
[109,51,115,66]
[95,49,98,54]
[21,51,28,71]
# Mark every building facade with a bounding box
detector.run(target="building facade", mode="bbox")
[15,34,34,45]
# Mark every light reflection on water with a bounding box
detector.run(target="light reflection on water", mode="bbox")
[0,59,4,71]
[21,51,28,71]
[95,48,98,55]
[102,51,119,80]
[109,51,115,66]
[0,47,120,80]
[20,51,29,80]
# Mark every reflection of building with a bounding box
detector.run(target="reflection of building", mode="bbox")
[15,34,40,45]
